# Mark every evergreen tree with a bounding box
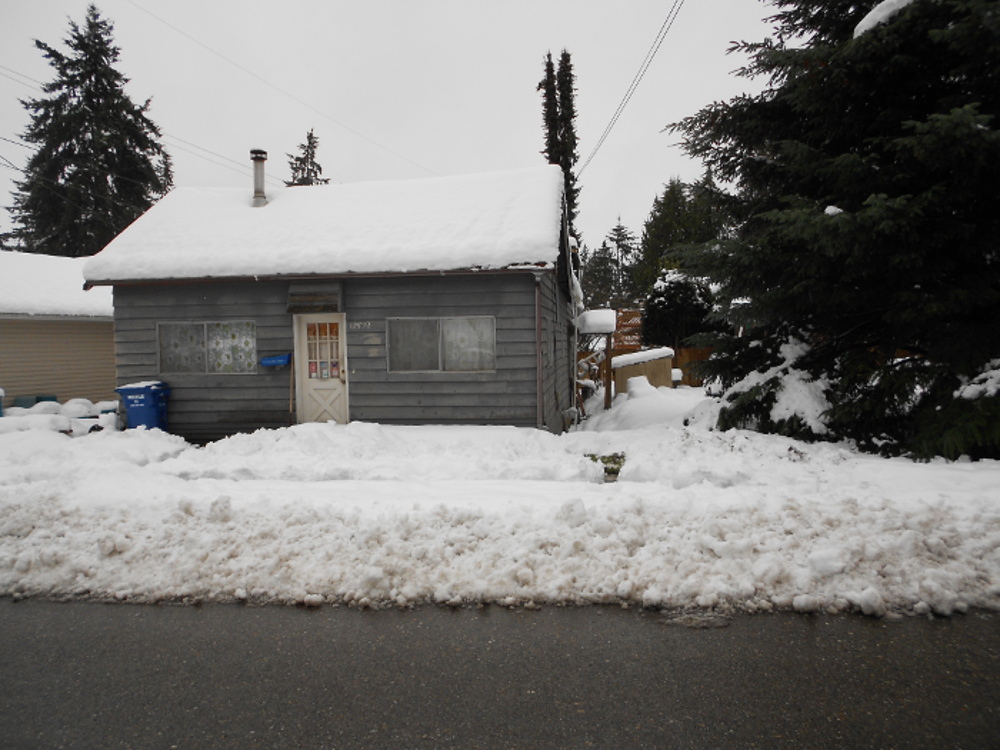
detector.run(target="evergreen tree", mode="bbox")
[538,49,580,239]
[581,221,639,309]
[285,128,330,187]
[8,4,172,257]
[641,269,716,351]
[579,241,617,309]
[555,50,580,236]
[606,220,638,304]
[538,53,559,166]
[633,173,729,295]
[669,0,1000,458]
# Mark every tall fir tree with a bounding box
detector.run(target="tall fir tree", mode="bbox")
[579,241,617,310]
[538,49,580,239]
[285,128,331,187]
[8,4,172,257]
[538,53,560,166]
[581,221,639,309]
[670,0,1000,458]
[555,50,580,237]
[605,220,638,303]
[632,173,728,295]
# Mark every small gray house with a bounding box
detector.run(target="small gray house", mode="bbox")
[84,158,579,443]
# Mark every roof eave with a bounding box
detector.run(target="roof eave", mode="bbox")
[84,264,557,289]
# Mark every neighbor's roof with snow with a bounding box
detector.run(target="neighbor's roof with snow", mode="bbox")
[0,251,112,318]
[84,165,565,284]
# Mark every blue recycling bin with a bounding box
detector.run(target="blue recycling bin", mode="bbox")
[116,381,170,430]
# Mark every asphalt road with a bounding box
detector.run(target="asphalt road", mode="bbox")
[1,599,998,749]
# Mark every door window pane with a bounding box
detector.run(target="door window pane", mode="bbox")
[307,318,340,379]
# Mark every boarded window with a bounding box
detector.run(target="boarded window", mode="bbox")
[388,317,495,372]
[159,322,206,374]
[158,322,257,374]
[441,317,495,371]
[388,318,439,372]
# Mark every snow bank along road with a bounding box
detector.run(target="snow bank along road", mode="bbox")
[1,386,998,617]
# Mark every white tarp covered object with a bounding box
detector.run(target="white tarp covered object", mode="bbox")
[576,309,617,335]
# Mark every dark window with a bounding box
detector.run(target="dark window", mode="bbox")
[387,317,495,372]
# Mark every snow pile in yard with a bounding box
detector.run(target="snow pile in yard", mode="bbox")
[2,383,998,617]
[84,166,564,283]
[0,398,118,437]
[0,251,112,318]
[578,381,707,432]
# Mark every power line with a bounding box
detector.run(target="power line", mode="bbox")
[0,155,116,224]
[578,0,687,176]
[0,58,274,187]
[0,135,32,149]
[0,63,43,91]
[162,133,246,170]
[161,135,266,184]
[161,133,284,187]
[124,0,441,177]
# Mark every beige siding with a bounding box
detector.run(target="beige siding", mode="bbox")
[613,356,674,393]
[0,318,116,408]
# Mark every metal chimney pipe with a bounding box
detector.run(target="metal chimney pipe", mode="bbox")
[250,149,267,206]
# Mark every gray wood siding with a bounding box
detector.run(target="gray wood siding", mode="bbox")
[110,270,573,441]
[0,318,116,408]
[112,282,294,443]
[344,274,542,427]
[537,272,576,432]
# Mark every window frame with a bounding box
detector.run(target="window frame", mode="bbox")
[157,320,258,375]
[386,316,497,374]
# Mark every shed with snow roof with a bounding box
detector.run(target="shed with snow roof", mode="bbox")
[83,160,580,442]
[0,251,116,410]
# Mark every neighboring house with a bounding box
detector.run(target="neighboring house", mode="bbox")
[83,159,579,443]
[0,252,116,410]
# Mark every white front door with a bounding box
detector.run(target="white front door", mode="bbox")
[294,313,348,424]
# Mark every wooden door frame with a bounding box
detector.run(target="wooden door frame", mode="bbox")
[293,312,349,424]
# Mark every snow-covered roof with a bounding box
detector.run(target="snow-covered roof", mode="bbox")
[611,347,675,369]
[0,251,112,319]
[84,165,565,284]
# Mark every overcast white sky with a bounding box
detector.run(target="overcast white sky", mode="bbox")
[1,1,773,250]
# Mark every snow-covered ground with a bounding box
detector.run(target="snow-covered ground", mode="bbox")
[2,381,998,617]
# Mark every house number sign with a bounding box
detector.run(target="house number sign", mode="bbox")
[349,321,372,330]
